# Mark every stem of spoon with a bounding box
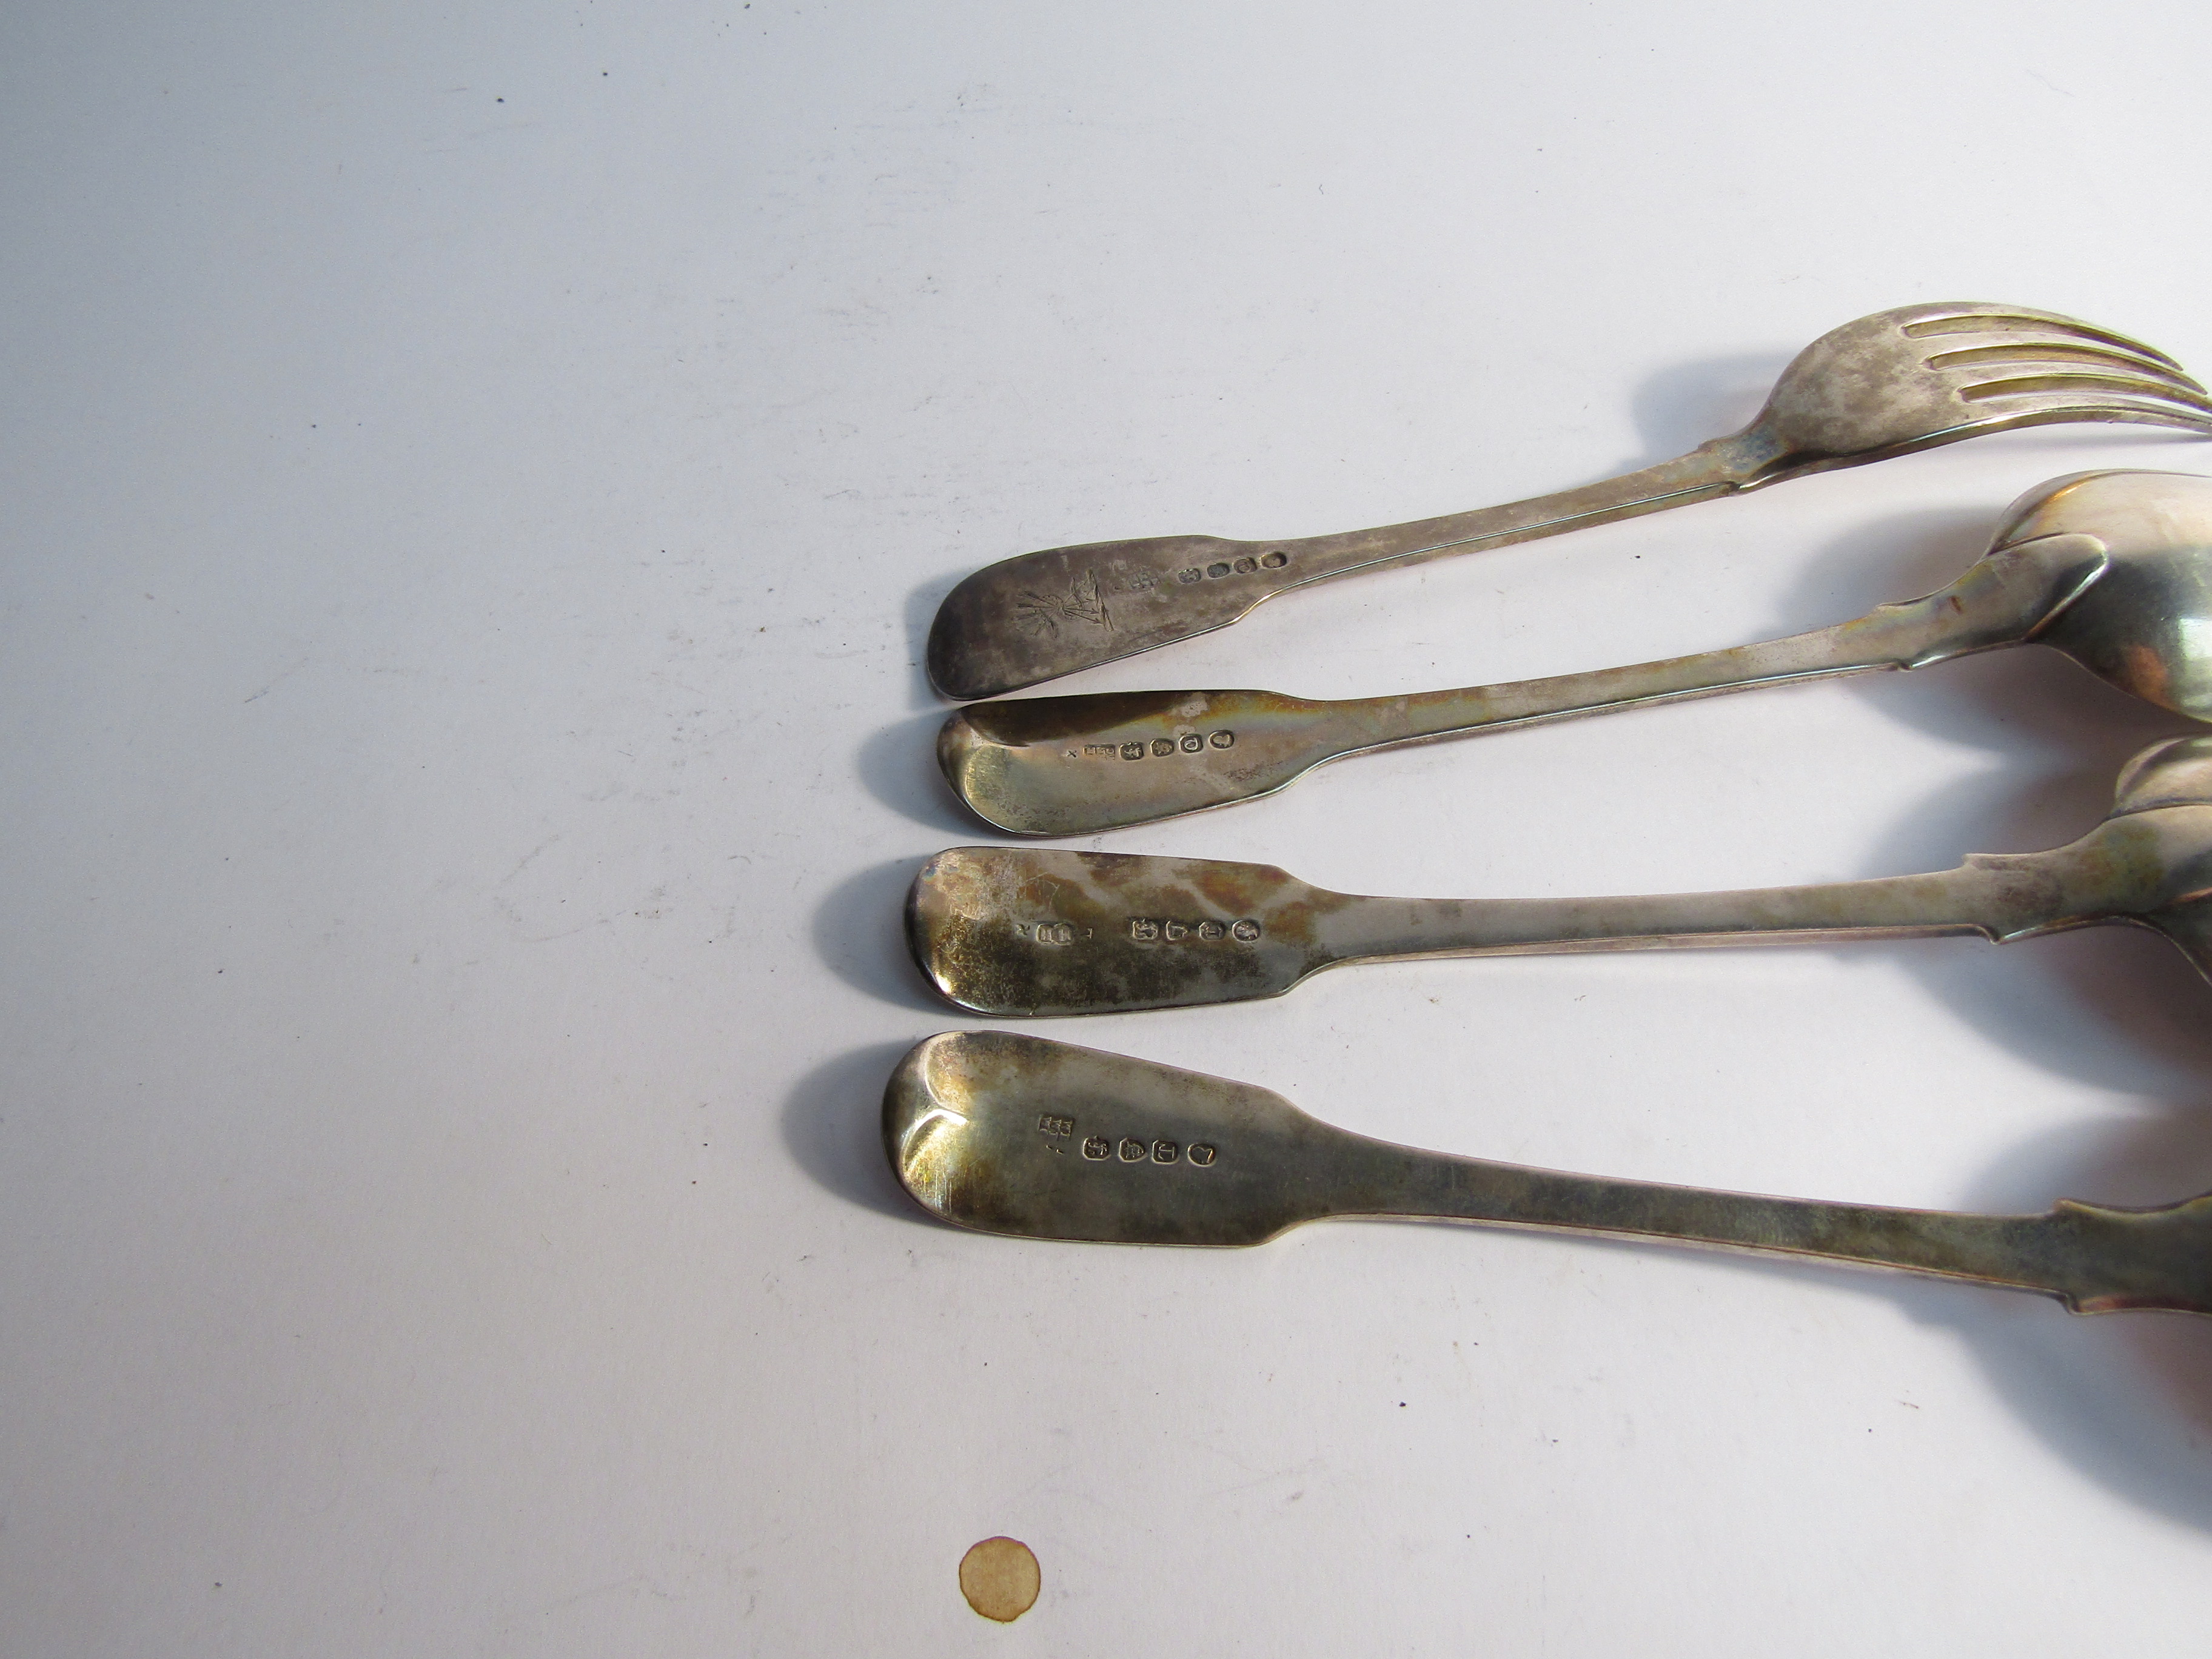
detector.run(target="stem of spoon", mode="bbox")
[1316,863,2040,964]
[1344,531,2107,751]
[1337,1139,2210,1313]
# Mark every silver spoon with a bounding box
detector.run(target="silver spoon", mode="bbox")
[886,1031,2212,1317]
[907,735,2212,1016]
[925,303,2212,700]
[940,469,2212,835]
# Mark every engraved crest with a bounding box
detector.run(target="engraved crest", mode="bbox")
[1013,569,1113,638]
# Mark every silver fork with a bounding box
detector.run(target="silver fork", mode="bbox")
[926,301,2212,699]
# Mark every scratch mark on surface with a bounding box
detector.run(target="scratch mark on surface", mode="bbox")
[243,660,308,703]
[501,837,561,883]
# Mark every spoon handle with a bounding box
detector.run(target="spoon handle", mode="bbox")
[935,533,2109,840]
[1342,1142,2212,1314]
[1315,829,2167,967]
[1338,532,2105,749]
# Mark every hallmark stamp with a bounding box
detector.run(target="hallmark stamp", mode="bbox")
[1076,728,1235,760]
[1128,917,1262,942]
[1171,552,1288,586]
[1037,1114,1074,1138]
[1074,1133,1218,1169]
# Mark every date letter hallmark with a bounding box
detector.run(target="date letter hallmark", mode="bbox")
[1128,917,1262,943]
[1014,569,1111,639]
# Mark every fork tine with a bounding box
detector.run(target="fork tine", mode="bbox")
[1929,341,2208,397]
[1901,307,2186,370]
[1953,385,2212,437]
[1959,369,2212,417]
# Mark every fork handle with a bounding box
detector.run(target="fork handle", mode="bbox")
[1258,434,1770,586]
[1339,1145,2212,1315]
[927,437,1773,699]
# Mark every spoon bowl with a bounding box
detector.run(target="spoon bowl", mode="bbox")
[2009,470,2212,717]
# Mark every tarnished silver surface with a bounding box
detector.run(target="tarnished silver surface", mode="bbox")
[942,471,2212,834]
[885,1031,2212,1316]
[908,736,2212,1016]
[926,304,2212,699]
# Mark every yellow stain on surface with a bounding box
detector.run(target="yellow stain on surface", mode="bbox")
[959,1537,1040,1623]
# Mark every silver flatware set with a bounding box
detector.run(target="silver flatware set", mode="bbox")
[884,301,2212,1321]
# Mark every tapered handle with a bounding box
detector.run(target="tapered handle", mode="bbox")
[1313,860,2039,965]
[888,1029,2212,1316]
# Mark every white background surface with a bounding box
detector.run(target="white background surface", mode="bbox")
[7,2,2212,1652]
